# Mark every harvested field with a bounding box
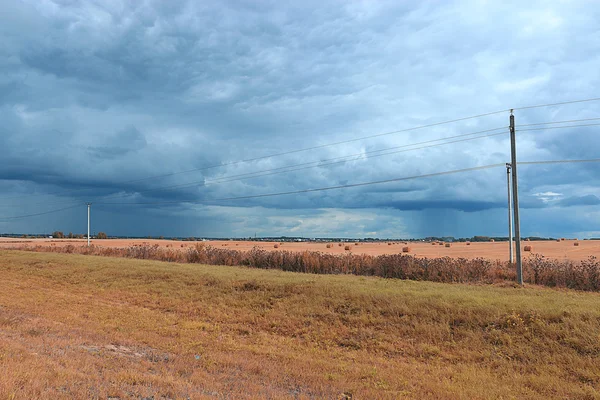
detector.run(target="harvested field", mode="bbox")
[1,238,598,262]
[0,250,599,399]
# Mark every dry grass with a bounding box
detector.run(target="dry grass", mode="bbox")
[0,250,599,399]
[7,244,600,291]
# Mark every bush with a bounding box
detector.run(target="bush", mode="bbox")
[97,232,108,239]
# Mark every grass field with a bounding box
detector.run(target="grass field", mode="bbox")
[1,250,599,399]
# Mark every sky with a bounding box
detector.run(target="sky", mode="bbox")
[1,0,599,239]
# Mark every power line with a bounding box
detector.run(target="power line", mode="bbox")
[513,97,600,111]
[3,158,600,219]
[0,204,81,221]
[518,117,600,127]
[92,128,508,198]
[517,123,600,132]
[0,111,510,201]
[2,96,598,203]
[0,127,508,206]
[519,158,600,165]
[96,164,506,205]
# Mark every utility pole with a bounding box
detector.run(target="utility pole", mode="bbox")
[87,203,91,247]
[506,163,514,263]
[509,111,523,285]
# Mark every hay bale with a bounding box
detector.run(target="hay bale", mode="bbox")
[431,242,437,245]
[466,242,471,245]
[524,245,532,252]
[561,238,565,241]
[388,242,393,246]
[490,239,495,242]
[344,245,351,251]
[402,246,411,253]
[355,242,359,245]
[574,242,580,247]
[338,243,343,247]
[438,242,444,246]
[556,239,561,242]
[444,243,451,248]
[274,244,279,249]
[326,243,332,248]
[525,238,530,241]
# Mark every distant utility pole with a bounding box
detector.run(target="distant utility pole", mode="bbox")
[509,111,523,285]
[506,163,514,264]
[87,203,91,247]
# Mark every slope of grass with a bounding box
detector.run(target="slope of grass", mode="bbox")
[0,250,599,399]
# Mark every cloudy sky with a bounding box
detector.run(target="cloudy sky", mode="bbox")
[1,0,599,238]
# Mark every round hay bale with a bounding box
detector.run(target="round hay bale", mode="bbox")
[431,242,437,245]
[355,242,359,245]
[524,245,532,252]
[444,243,451,248]
[561,238,565,241]
[466,242,471,245]
[438,242,444,246]
[388,242,393,246]
[490,239,495,242]
[574,242,580,246]
[326,243,332,248]
[402,246,411,253]
[338,243,343,247]
[525,238,530,241]
[556,239,561,242]
[273,244,279,248]
[344,245,351,251]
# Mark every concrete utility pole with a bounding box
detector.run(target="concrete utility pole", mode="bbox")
[506,163,514,263]
[509,111,523,285]
[87,203,91,247]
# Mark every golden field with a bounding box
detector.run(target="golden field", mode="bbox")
[0,250,599,399]
[1,238,599,262]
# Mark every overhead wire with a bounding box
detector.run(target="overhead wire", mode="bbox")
[3,158,600,219]
[0,204,81,221]
[2,96,599,203]
[517,123,600,132]
[518,117,600,127]
[0,126,508,206]
[96,164,506,205]
[0,109,509,201]
[513,97,600,111]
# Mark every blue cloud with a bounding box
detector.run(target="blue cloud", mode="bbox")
[1,0,600,238]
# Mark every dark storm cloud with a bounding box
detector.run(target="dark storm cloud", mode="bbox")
[1,0,600,238]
